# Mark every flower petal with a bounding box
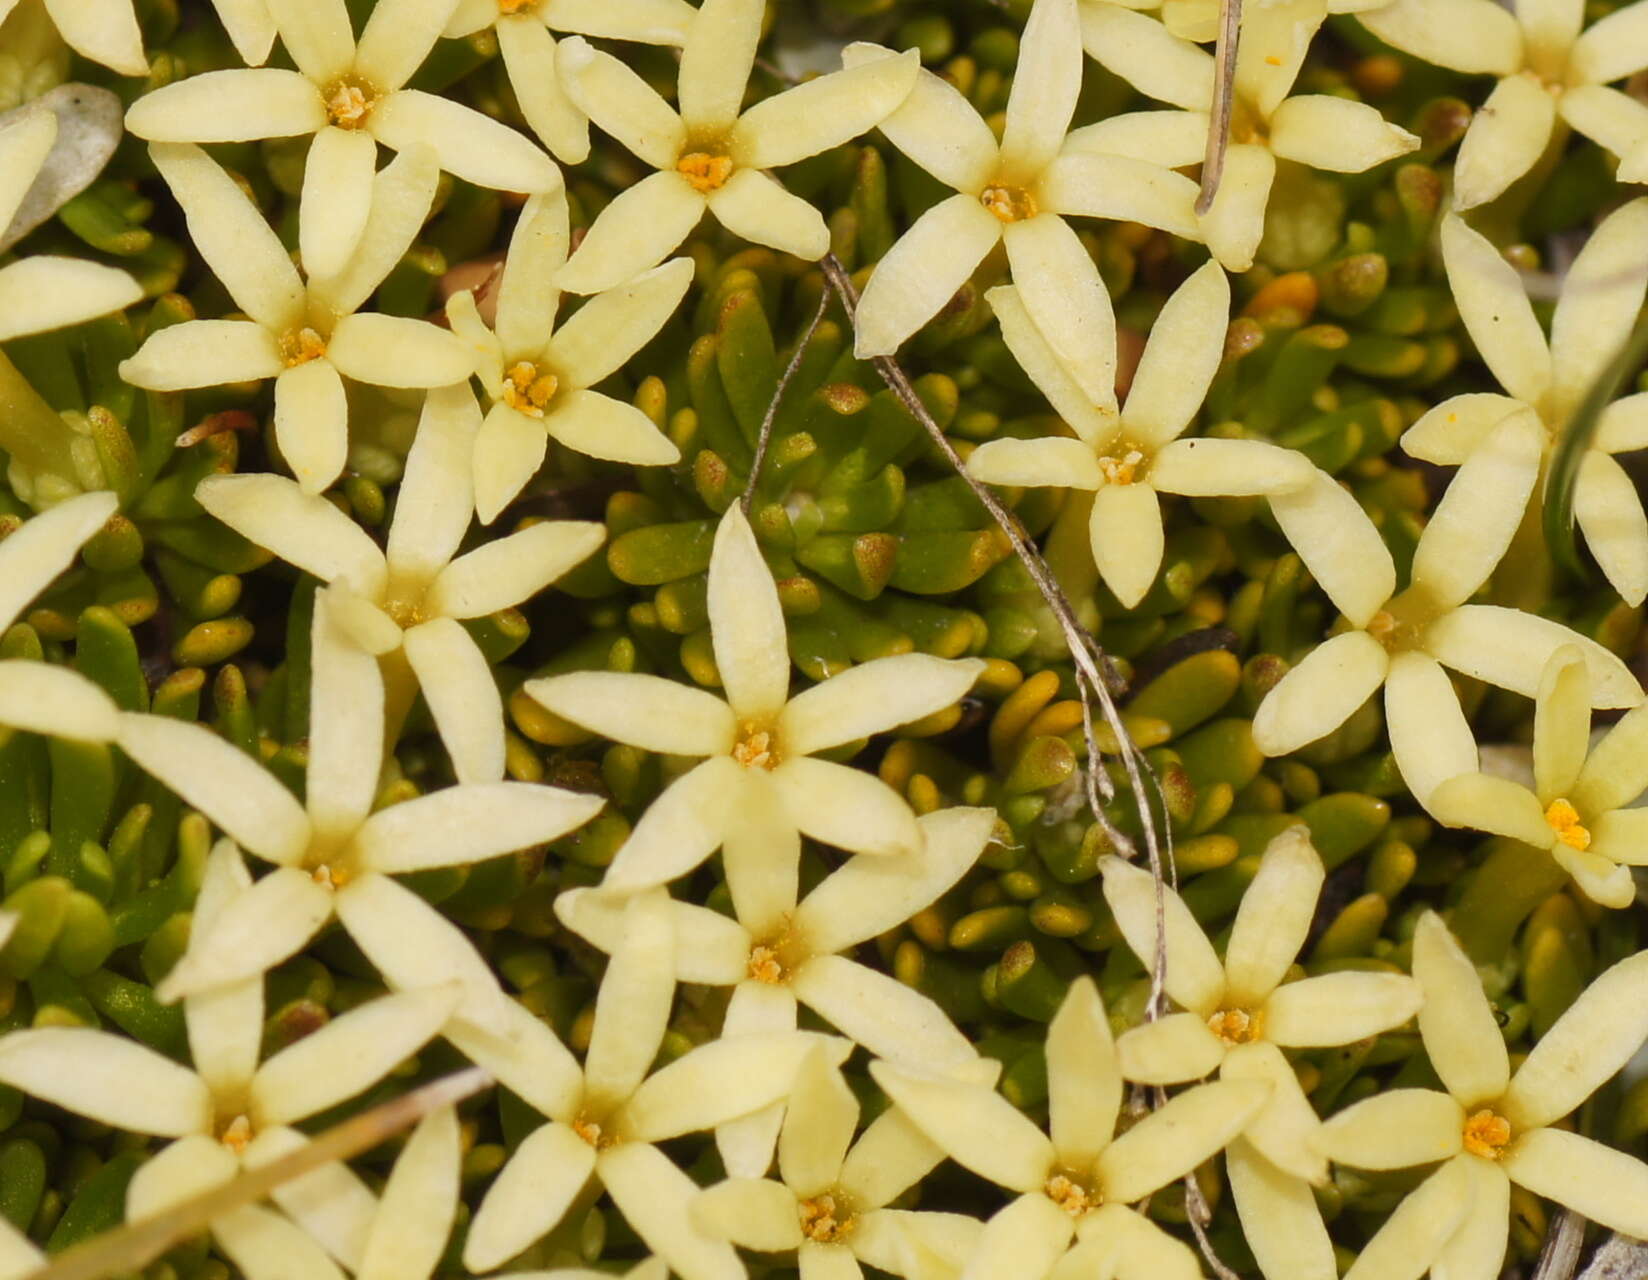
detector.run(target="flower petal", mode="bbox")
[1038,151,1201,240]
[119,319,284,390]
[1001,214,1118,410]
[299,127,375,282]
[600,757,739,893]
[1553,843,1635,907]
[354,782,603,875]
[692,1177,803,1251]
[1573,701,1648,814]
[1425,605,1641,707]
[247,1129,380,1271]
[1267,468,1395,628]
[999,0,1083,180]
[1089,479,1164,610]
[1064,110,1209,166]
[1413,911,1509,1108]
[156,868,334,1001]
[265,0,353,82]
[1596,392,1648,456]
[546,257,693,390]
[868,1060,1055,1193]
[555,887,750,984]
[0,258,142,341]
[779,1046,859,1198]
[442,992,584,1120]
[1549,197,1648,418]
[194,473,386,595]
[473,402,548,525]
[524,670,735,756]
[1096,1078,1268,1202]
[792,955,975,1070]
[968,436,1106,490]
[357,1106,460,1280]
[839,44,997,192]
[706,167,830,261]
[780,654,983,758]
[1268,96,1419,172]
[126,69,323,143]
[1427,772,1551,847]
[213,1206,347,1280]
[44,0,146,73]
[0,663,118,741]
[545,389,684,467]
[274,359,349,496]
[600,1142,746,1280]
[584,892,675,1110]
[463,1122,597,1272]
[370,88,560,193]
[327,314,475,389]
[1263,972,1424,1048]
[708,503,791,722]
[1384,652,1480,812]
[1315,1089,1465,1169]
[126,1134,238,1222]
[1440,212,1549,404]
[1588,807,1648,866]
[1530,646,1592,805]
[498,18,589,162]
[1574,450,1648,605]
[0,1027,211,1136]
[721,768,800,935]
[1114,1012,1225,1085]
[675,0,760,132]
[1196,142,1274,273]
[0,491,114,634]
[308,143,443,317]
[1401,393,1527,465]
[771,757,922,858]
[429,520,604,620]
[625,1030,848,1142]
[852,192,1001,358]
[334,872,508,1011]
[1121,259,1231,449]
[306,585,385,846]
[985,283,1117,436]
[1501,1128,1648,1237]
[1454,74,1556,209]
[1357,0,1523,73]
[1099,855,1225,1015]
[213,0,278,64]
[731,51,921,170]
[1223,1040,1327,1185]
[1425,1153,1510,1280]
[556,169,704,295]
[1042,978,1123,1170]
[554,36,683,169]
[353,0,450,90]
[1151,437,1314,496]
[402,621,505,784]
[1077,5,1212,110]
[965,1195,1074,1280]
[1339,1155,1476,1280]
[1252,629,1389,756]
[1224,825,1321,1007]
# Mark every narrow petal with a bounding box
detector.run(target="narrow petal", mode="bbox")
[792,955,976,1070]
[0,1028,210,1136]
[731,52,921,169]
[985,283,1118,435]
[600,1142,746,1280]
[149,142,304,331]
[554,36,684,169]
[353,0,450,90]
[780,1047,859,1198]
[706,167,830,261]
[555,888,750,984]
[1195,143,1274,273]
[429,520,604,619]
[212,0,278,65]
[721,768,800,936]
[117,713,311,865]
[524,671,735,756]
[498,18,589,163]
[308,143,442,316]
[964,1195,1073,1280]
[0,258,142,340]
[584,892,675,1110]
[120,319,283,391]
[1401,393,1528,465]
[1454,75,1557,209]
[1002,214,1118,410]
[1232,0,1318,117]
[1596,390,1648,455]
[354,782,603,874]
[442,993,584,1120]
[126,1134,238,1221]
[382,382,478,587]
[600,757,738,893]
[1315,1089,1465,1169]
[1428,772,1550,848]
[868,1060,1056,1193]
[839,1105,965,1210]
[156,869,333,1001]
[1268,469,1395,628]
[1096,1078,1268,1202]
[544,389,683,466]
[265,0,354,82]
[1413,911,1509,1108]
[1358,0,1524,73]
[126,70,322,142]
[1043,978,1123,1169]
[357,1106,460,1280]
[712,979,795,1177]
[1574,701,1648,814]
[1038,151,1201,240]
[274,359,349,495]
[1122,259,1231,448]
[556,170,705,295]
[473,402,549,524]
[370,88,560,193]
[1409,409,1542,611]
[1573,450,1648,605]
[184,844,261,1100]
[403,620,505,784]
[1559,84,1648,171]
[1064,110,1208,166]
[1267,96,1419,172]
[327,314,475,389]
[1549,198,1648,418]
[1151,437,1313,497]
[1441,213,1550,404]
[1077,5,1213,110]
[692,1177,803,1251]
[1099,855,1225,1015]
[1224,826,1321,1007]
[1553,843,1635,907]
[851,192,1001,358]
[1252,630,1388,756]
[1589,807,1648,866]
[1340,1156,1477,1280]
[194,473,385,595]
[969,436,1105,490]
[307,585,384,844]
[299,128,375,282]
[463,1123,597,1272]
[1571,0,1648,84]
[546,257,693,389]
[707,504,791,722]
[1503,948,1648,1130]
[1088,480,1164,610]
[1064,1204,1205,1280]
[781,655,983,757]
[1501,1128,1648,1237]
[1385,653,1481,812]
[1423,1153,1510,1280]
[1114,1012,1225,1085]
[771,757,921,857]
[244,1132,379,1275]
[45,0,147,73]
[213,1206,346,1280]
[334,872,510,1010]
[795,806,996,954]
[1223,1040,1327,1184]
[1263,972,1423,1048]
[999,0,1083,180]
[0,663,118,741]
[0,491,115,634]
[1425,605,1641,707]
[840,44,998,192]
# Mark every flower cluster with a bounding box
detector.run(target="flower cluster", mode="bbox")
[3,0,1648,1277]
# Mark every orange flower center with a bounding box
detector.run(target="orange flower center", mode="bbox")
[499,0,534,11]
[1097,448,1146,486]
[1044,1172,1098,1218]
[733,722,779,770]
[279,327,327,368]
[324,80,376,129]
[1544,798,1591,851]
[573,1114,614,1149]
[677,151,733,193]
[311,863,350,889]
[748,943,785,985]
[799,1193,854,1242]
[218,1113,253,1153]
[1462,1109,1512,1160]
[503,360,559,417]
[1207,1007,1262,1045]
[980,184,1038,223]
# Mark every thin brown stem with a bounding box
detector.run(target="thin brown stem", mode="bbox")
[743,282,832,513]
[1196,0,1243,217]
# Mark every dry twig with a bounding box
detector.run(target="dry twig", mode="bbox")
[1196,0,1243,216]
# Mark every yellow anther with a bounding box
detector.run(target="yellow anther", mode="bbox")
[979,184,1038,223]
[677,151,733,193]
[1207,1007,1262,1045]
[311,864,349,889]
[325,82,373,129]
[573,1115,612,1149]
[733,723,778,770]
[1044,1173,1096,1218]
[279,327,327,368]
[799,1193,853,1242]
[1097,449,1146,486]
[219,1114,252,1154]
[503,361,559,418]
[748,944,785,985]
[1462,1109,1512,1160]
[1544,798,1591,852]
[499,0,533,10]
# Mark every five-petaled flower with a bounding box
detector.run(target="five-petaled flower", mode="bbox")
[125,0,558,278]
[966,259,1313,607]
[1403,203,1648,605]
[444,185,691,523]
[1317,912,1648,1279]
[1431,645,1648,907]
[526,503,985,929]
[119,143,474,495]
[550,0,921,293]
[193,383,605,784]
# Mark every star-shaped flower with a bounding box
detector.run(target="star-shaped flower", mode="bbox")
[966,260,1312,607]
[1075,0,1418,271]
[119,143,473,495]
[1359,0,1648,206]
[454,893,851,1278]
[0,105,141,341]
[846,0,1202,374]
[194,383,605,784]
[873,977,1267,1280]
[443,0,694,161]
[1317,912,1648,1279]
[1403,203,1648,604]
[550,0,921,293]
[1250,414,1640,809]
[526,503,985,929]
[115,585,604,1002]
[444,186,690,523]
[0,845,459,1276]
[125,0,559,277]
[0,0,146,76]
[0,489,124,742]
[1102,827,1421,1182]
[556,807,998,1174]
[693,1048,988,1280]
[1430,645,1648,907]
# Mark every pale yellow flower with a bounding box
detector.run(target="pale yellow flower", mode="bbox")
[1404,203,1648,604]
[872,977,1267,1280]
[553,0,920,293]
[967,260,1312,607]
[527,504,985,929]
[1318,912,1648,1279]
[1076,0,1417,271]
[1360,0,1648,204]
[0,0,146,76]
[847,0,1202,372]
